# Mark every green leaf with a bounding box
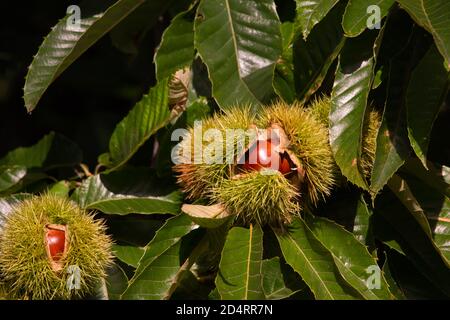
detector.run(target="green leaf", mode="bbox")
[406,44,449,167]
[372,211,406,255]
[0,132,82,170]
[208,288,220,300]
[397,0,450,70]
[279,22,295,63]
[184,97,211,126]
[107,79,171,170]
[23,0,145,111]
[105,264,129,300]
[48,180,70,198]
[262,257,304,300]
[403,159,450,198]
[419,197,450,263]
[191,222,230,277]
[353,195,374,248]
[420,197,450,263]
[295,0,340,39]
[274,217,362,300]
[382,257,406,300]
[71,168,182,215]
[304,214,392,300]
[155,7,195,81]
[216,224,264,300]
[387,174,433,237]
[112,244,145,268]
[111,0,174,54]
[181,203,235,228]
[121,214,200,299]
[194,0,282,108]
[0,166,27,193]
[372,67,384,89]
[342,0,395,37]
[294,2,346,101]
[315,190,374,249]
[171,270,214,300]
[370,49,412,196]
[273,22,296,103]
[375,191,450,296]
[330,30,379,189]
[383,241,406,257]
[396,170,450,262]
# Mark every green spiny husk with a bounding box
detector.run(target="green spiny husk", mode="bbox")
[0,282,7,300]
[0,194,113,300]
[173,98,379,226]
[309,96,332,127]
[257,101,337,205]
[174,100,335,226]
[174,106,255,199]
[212,169,300,226]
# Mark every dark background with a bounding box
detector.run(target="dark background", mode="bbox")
[0,1,168,167]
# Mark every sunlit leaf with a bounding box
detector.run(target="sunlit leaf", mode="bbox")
[121,214,200,299]
[195,0,282,108]
[397,0,450,70]
[294,0,339,39]
[71,168,182,215]
[406,44,449,167]
[216,224,265,300]
[274,217,362,300]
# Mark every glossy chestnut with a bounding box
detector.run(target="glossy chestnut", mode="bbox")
[242,140,292,174]
[46,227,66,262]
